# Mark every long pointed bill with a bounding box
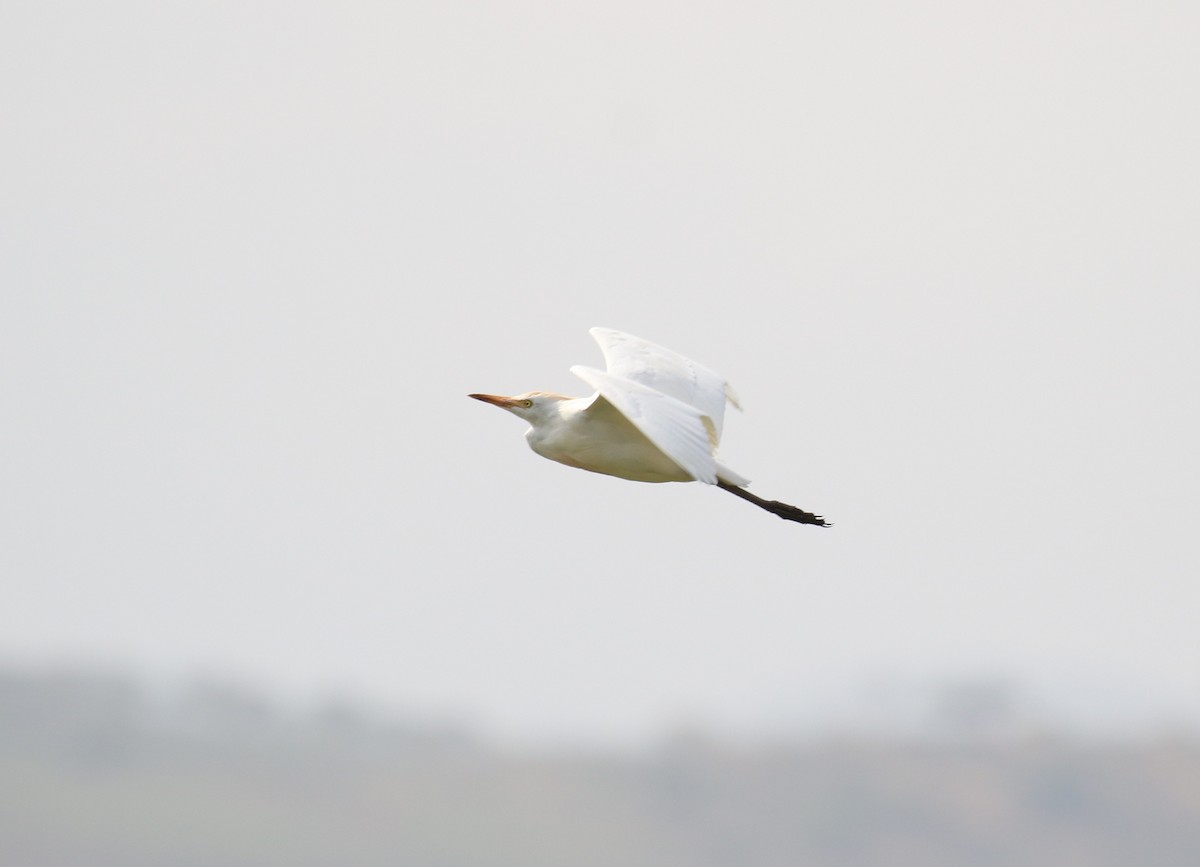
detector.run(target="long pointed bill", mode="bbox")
[468,393,522,408]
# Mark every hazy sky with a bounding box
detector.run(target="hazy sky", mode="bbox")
[3,1,1198,744]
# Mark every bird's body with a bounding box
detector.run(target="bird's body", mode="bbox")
[523,394,685,482]
[517,391,716,483]
[470,328,828,526]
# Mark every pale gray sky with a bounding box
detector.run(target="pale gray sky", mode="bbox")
[2,1,1198,744]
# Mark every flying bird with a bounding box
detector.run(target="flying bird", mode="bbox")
[469,327,829,527]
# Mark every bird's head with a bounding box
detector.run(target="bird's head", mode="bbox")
[468,391,570,423]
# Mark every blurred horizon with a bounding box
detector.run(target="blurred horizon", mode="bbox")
[5,662,1200,866]
[4,656,1197,749]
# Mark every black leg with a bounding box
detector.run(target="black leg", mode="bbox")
[717,481,831,527]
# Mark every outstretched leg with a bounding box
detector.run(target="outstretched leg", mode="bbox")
[717,481,831,527]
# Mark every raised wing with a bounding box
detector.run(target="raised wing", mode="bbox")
[587,327,741,445]
[570,364,720,485]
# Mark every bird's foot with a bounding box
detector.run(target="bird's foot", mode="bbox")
[766,500,831,527]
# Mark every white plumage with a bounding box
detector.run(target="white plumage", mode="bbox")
[469,327,828,527]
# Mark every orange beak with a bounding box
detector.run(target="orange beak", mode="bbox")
[468,393,522,408]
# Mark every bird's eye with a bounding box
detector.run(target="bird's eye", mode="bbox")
[521,399,534,408]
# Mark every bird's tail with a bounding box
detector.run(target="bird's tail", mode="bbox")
[715,462,750,487]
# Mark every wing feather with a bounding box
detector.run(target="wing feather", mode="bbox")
[570,365,719,485]
[587,327,740,445]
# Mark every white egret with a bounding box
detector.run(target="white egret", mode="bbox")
[469,327,829,527]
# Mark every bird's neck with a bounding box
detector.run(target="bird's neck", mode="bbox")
[523,396,587,445]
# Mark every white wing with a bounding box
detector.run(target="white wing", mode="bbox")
[586,327,741,444]
[570,364,720,484]
[568,328,743,486]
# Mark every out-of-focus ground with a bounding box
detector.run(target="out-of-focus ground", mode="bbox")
[3,666,1200,866]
